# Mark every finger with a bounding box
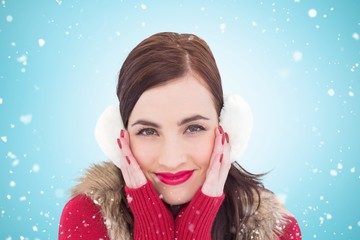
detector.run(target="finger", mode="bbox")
[213,126,225,154]
[207,126,224,168]
[202,152,223,196]
[218,133,231,182]
[120,130,147,188]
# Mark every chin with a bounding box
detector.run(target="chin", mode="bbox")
[159,188,197,206]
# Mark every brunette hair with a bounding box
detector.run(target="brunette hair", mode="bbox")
[116,32,264,239]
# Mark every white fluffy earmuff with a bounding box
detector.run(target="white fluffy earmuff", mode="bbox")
[94,94,253,165]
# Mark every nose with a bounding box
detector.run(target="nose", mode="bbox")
[157,136,187,170]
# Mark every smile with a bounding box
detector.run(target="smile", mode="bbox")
[156,170,194,185]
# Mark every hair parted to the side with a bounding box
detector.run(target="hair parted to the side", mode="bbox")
[116,32,265,239]
[117,32,223,128]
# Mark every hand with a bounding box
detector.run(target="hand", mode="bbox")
[201,126,231,197]
[117,129,147,188]
[117,130,175,239]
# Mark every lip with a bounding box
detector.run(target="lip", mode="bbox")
[156,170,194,186]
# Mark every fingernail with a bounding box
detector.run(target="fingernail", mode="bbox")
[126,156,131,165]
[218,125,224,134]
[120,130,124,138]
[117,138,122,149]
[225,132,229,143]
[221,134,225,145]
[219,153,223,163]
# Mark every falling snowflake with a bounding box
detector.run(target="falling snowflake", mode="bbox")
[20,114,32,124]
[9,181,16,187]
[6,15,13,22]
[38,38,46,47]
[140,4,147,10]
[352,33,359,40]
[127,194,133,203]
[293,51,303,62]
[308,9,317,18]
[188,223,195,232]
[327,89,335,96]
[32,164,40,173]
[330,169,338,176]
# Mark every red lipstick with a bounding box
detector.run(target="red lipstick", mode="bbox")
[156,170,194,185]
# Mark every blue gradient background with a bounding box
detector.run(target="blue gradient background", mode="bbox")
[1,1,359,239]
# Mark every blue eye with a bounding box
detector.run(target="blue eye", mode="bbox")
[186,125,206,133]
[137,128,158,136]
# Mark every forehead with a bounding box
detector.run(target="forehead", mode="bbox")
[129,74,217,121]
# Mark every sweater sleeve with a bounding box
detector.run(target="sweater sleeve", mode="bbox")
[125,181,174,240]
[279,216,302,240]
[58,194,109,240]
[175,188,224,240]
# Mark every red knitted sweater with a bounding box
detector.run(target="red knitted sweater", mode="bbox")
[59,182,301,239]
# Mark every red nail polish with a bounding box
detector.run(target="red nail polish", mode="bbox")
[221,134,225,145]
[219,153,223,163]
[120,130,124,138]
[126,156,131,165]
[218,126,224,134]
[117,138,122,149]
[225,132,229,143]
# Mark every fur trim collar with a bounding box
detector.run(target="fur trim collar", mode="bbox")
[71,162,290,240]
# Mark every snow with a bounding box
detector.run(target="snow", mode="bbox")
[126,194,133,203]
[352,33,359,40]
[6,15,13,22]
[293,51,303,62]
[19,196,27,201]
[330,169,338,177]
[12,159,19,167]
[308,9,317,18]
[220,23,226,32]
[17,55,27,65]
[38,39,46,47]
[1,2,359,239]
[188,223,195,232]
[9,181,16,187]
[32,164,40,173]
[337,163,343,170]
[20,114,32,125]
[7,152,16,159]
[327,88,335,96]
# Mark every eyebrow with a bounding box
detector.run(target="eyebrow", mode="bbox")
[130,114,210,128]
[178,114,210,126]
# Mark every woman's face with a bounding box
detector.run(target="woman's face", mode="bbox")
[127,74,219,205]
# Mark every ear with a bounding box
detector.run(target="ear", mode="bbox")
[219,95,253,162]
[94,105,124,168]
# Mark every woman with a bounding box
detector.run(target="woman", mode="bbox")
[59,32,301,239]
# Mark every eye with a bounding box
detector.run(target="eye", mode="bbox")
[185,124,206,134]
[136,128,158,136]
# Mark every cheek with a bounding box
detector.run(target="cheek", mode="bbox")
[129,138,158,168]
[189,135,215,167]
